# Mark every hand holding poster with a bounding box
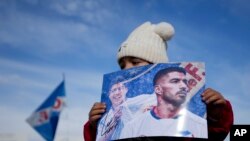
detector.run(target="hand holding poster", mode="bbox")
[96,62,207,141]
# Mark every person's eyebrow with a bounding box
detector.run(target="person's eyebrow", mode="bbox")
[131,57,143,61]
[169,78,180,82]
[130,57,148,63]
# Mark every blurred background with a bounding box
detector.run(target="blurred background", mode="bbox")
[0,0,249,140]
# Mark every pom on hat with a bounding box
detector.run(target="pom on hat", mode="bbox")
[154,22,175,41]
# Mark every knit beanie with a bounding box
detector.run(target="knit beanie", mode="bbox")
[117,21,174,63]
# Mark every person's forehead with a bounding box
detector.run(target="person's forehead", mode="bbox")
[111,83,123,89]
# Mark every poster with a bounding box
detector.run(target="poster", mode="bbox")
[96,62,208,141]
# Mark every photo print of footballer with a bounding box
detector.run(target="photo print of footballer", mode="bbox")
[96,62,207,141]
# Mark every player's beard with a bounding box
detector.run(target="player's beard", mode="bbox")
[162,91,187,107]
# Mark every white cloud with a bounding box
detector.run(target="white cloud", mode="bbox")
[0,11,88,53]
[0,1,119,60]
[51,1,79,16]
[49,0,118,26]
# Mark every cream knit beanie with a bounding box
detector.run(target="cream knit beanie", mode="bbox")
[117,21,174,63]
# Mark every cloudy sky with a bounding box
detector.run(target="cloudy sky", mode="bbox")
[0,0,250,141]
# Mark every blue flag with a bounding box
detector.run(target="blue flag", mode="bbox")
[26,80,66,141]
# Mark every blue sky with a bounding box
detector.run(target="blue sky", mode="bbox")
[0,0,250,140]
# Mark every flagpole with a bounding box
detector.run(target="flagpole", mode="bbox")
[62,72,69,141]
[62,73,65,81]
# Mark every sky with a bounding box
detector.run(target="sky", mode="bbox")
[0,0,250,140]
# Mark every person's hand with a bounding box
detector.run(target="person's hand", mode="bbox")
[202,88,227,121]
[89,102,106,128]
[202,88,226,106]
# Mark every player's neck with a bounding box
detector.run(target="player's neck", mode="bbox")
[155,103,180,118]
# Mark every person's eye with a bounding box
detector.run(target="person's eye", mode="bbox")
[132,61,140,65]
[170,79,179,83]
[173,81,178,83]
[131,59,143,66]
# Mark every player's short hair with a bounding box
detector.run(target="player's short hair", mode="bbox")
[153,67,186,86]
